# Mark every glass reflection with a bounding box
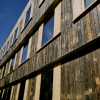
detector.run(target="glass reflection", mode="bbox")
[21,44,28,63]
[25,7,31,25]
[85,0,95,8]
[42,15,54,46]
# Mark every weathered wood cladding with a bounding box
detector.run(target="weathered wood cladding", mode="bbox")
[61,47,100,100]
[0,0,100,99]
[61,1,100,56]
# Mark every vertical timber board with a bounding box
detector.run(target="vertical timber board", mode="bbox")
[54,2,61,36]
[34,74,41,100]
[93,7,100,37]
[52,62,61,100]
[37,23,44,51]
[26,77,36,100]
[23,79,29,100]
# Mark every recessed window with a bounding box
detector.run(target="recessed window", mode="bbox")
[13,28,18,42]
[40,68,53,100]
[2,66,6,77]
[84,0,95,8]
[25,7,31,26]
[21,44,28,63]
[0,51,3,60]
[6,41,9,52]
[42,15,54,46]
[18,80,25,100]
[10,57,15,71]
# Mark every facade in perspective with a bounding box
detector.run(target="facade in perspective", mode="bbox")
[0,0,100,100]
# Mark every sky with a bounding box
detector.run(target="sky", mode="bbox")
[0,0,28,49]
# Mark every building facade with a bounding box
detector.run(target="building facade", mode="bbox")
[0,0,100,100]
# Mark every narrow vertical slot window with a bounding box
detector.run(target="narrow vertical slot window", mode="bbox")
[84,0,95,8]
[40,68,53,100]
[10,57,15,71]
[0,51,3,60]
[21,44,28,63]
[42,15,54,46]
[13,28,18,42]
[2,66,6,77]
[6,41,9,53]
[18,80,25,100]
[25,7,31,26]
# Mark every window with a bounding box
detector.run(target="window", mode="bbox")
[18,80,25,100]
[10,57,15,71]
[42,15,54,46]
[13,28,18,42]
[2,66,6,77]
[6,41,9,53]
[25,7,31,26]
[84,0,95,8]
[40,68,53,100]
[0,51,3,60]
[21,44,28,63]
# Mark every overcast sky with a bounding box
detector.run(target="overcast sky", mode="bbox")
[0,0,28,49]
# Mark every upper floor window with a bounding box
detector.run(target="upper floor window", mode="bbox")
[0,51,3,60]
[10,57,15,71]
[21,43,28,63]
[6,41,9,53]
[42,15,54,46]
[2,66,6,77]
[84,0,95,8]
[25,7,31,26]
[13,28,18,42]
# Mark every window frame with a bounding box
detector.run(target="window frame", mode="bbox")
[10,57,15,72]
[72,0,99,23]
[13,28,18,42]
[24,7,31,26]
[41,13,54,46]
[21,42,29,64]
[37,2,61,52]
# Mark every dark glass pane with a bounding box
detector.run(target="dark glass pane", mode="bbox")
[85,0,95,8]
[10,58,15,71]
[6,41,9,52]
[21,44,28,63]
[25,7,31,25]
[18,80,25,100]
[42,15,54,46]
[14,28,18,42]
[40,68,53,100]
[2,66,6,77]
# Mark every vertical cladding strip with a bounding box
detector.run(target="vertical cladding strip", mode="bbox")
[8,59,12,74]
[10,86,14,100]
[37,23,44,51]
[27,36,32,59]
[86,54,93,99]
[54,2,61,36]
[23,79,29,100]
[52,62,61,100]
[93,7,100,37]
[13,53,17,69]
[15,83,21,100]
[26,77,36,100]
[19,46,24,65]
[34,74,41,100]
[1,89,5,100]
